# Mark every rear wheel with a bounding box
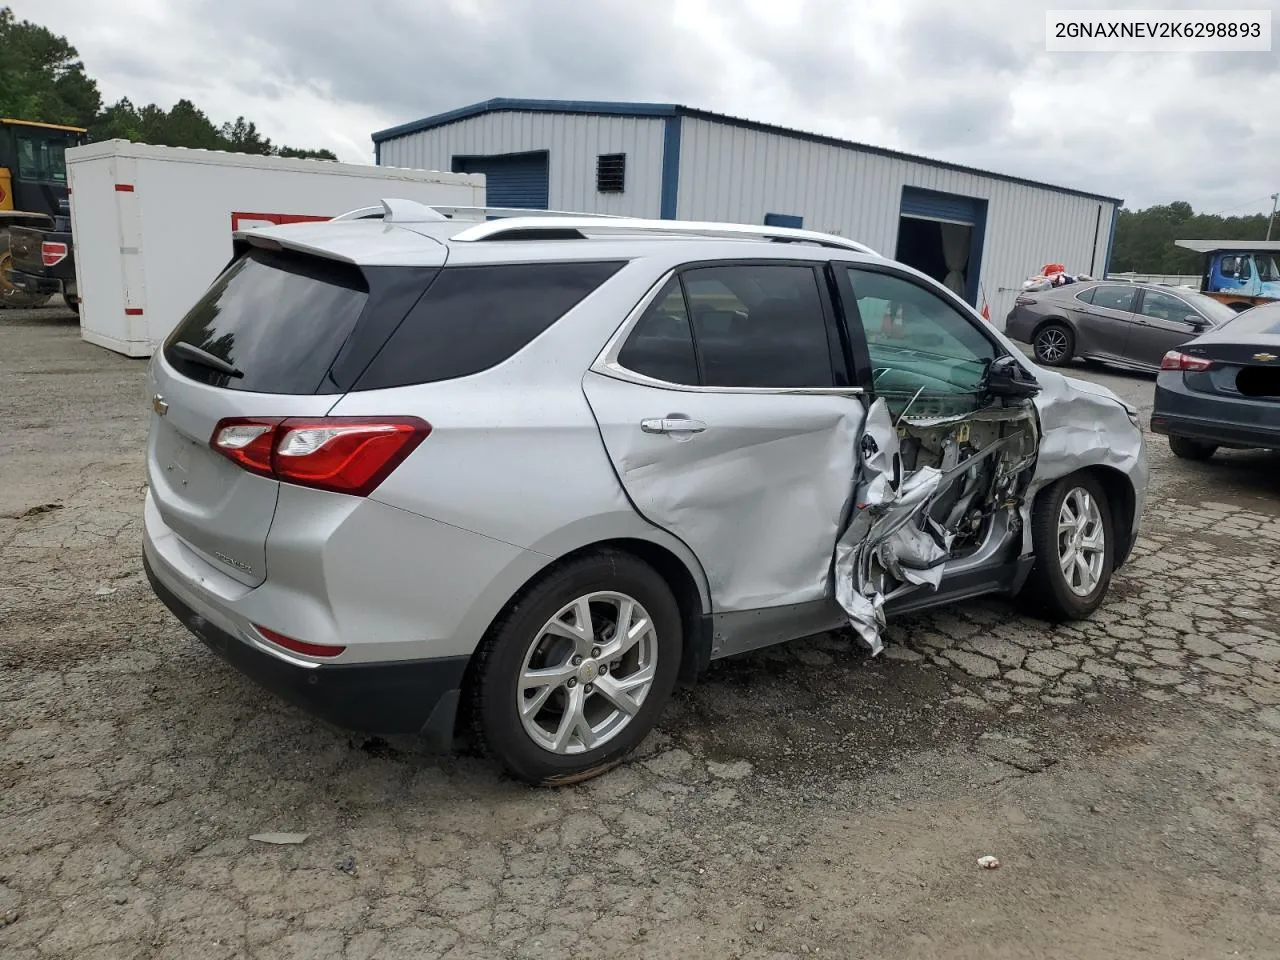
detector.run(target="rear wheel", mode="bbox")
[0,229,53,309]
[1019,473,1114,621]
[1169,436,1217,461]
[1032,323,1074,366]
[470,551,682,785]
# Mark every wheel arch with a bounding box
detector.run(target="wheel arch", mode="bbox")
[1038,464,1137,569]
[1031,315,1075,340]
[457,529,713,736]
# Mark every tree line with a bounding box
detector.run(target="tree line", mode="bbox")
[0,6,337,160]
[1110,201,1275,275]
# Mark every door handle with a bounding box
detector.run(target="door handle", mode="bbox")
[641,417,707,434]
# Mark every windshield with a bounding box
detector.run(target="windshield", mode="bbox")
[1254,254,1280,283]
[15,135,69,183]
[1181,289,1239,325]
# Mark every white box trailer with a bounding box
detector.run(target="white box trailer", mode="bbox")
[66,141,485,357]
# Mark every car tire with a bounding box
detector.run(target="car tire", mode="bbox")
[470,550,682,786]
[1018,472,1115,622]
[1032,323,1074,366]
[1168,436,1217,461]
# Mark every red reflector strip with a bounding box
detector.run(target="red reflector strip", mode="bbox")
[115,184,135,192]
[255,625,346,658]
[125,307,144,316]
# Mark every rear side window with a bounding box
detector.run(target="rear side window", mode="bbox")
[685,265,834,388]
[617,278,700,384]
[355,261,625,390]
[1090,285,1137,312]
[164,248,369,394]
[616,263,838,389]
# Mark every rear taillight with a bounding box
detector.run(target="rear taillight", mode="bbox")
[255,625,346,658]
[1160,351,1212,372]
[41,241,69,267]
[210,416,430,496]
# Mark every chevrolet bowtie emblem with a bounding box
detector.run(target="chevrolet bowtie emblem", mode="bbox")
[1254,353,1277,362]
[152,393,168,416]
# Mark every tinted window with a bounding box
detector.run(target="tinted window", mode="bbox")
[1139,290,1195,322]
[1074,287,1097,305]
[845,268,996,410]
[1181,290,1236,325]
[683,264,834,388]
[617,278,699,384]
[15,135,68,182]
[357,261,625,390]
[164,248,369,394]
[1090,285,1136,312]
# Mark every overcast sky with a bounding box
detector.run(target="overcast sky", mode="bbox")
[20,0,1280,214]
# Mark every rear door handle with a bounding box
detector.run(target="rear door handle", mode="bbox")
[641,417,707,434]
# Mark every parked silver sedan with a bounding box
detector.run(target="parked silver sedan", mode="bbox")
[1005,280,1237,371]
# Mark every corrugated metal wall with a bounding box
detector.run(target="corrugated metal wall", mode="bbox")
[675,118,1117,327]
[377,111,1118,327]
[377,112,665,217]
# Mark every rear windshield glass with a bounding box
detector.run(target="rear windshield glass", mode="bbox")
[164,248,369,394]
[354,261,625,390]
[1217,302,1280,336]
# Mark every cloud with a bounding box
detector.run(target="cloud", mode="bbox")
[16,0,1280,213]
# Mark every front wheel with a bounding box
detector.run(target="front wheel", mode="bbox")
[1169,436,1217,461]
[470,551,682,785]
[1019,473,1115,621]
[1033,323,1074,366]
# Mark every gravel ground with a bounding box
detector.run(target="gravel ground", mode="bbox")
[2,303,1279,959]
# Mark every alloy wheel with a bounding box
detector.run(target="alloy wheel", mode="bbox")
[1036,328,1069,363]
[1057,487,1105,596]
[517,591,659,755]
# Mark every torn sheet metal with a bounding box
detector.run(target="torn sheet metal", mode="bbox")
[834,398,954,654]
[833,397,1041,654]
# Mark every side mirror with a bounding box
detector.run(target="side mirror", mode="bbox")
[1185,314,1208,330]
[983,355,1041,401]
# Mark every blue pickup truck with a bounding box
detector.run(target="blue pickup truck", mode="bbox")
[1176,239,1280,313]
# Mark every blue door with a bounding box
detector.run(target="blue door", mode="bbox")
[452,151,550,210]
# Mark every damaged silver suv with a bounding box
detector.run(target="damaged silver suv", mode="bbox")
[143,202,1148,785]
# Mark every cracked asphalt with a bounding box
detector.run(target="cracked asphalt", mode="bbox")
[3,303,1279,959]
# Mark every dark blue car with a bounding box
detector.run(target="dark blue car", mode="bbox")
[1151,301,1280,460]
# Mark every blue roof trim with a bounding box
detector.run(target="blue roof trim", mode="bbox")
[660,115,681,220]
[372,98,680,143]
[371,98,1124,206]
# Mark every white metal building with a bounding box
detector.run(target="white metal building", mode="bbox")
[372,99,1123,324]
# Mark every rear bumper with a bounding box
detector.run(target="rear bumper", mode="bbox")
[1151,374,1280,451]
[6,268,65,295]
[1003,308,1034,343]
[145,551,470,747]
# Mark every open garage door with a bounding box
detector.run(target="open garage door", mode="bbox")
[895,187,988,307]
[452,151,550,210]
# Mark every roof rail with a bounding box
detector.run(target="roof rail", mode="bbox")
[449,216,880,255]
[330,202,630,223]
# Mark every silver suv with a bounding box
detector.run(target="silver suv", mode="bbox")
[143,202,1148,785]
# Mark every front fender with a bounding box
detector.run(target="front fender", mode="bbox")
[1023,370,1148,558]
